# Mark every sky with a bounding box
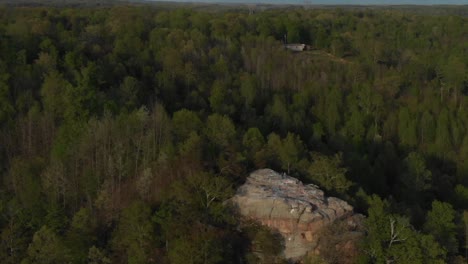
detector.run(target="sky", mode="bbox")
[152,0,468,5]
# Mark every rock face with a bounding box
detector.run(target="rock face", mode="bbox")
[230,169,363,262]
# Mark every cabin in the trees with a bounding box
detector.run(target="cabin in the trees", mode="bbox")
[284,44,306,52]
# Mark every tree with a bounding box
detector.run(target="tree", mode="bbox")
[243,223,284,264]
[0,73,14,124]
[66,208,96,263]
[155,172,235,264]
[285,19,301,43]
[63,64,99,121]
[399,152,431,204]
[344,109,366,144]
[267,95,291,133]
[242,127,265,154]
[240,73,257,107]
[209,80,234,115]
[119,76,140,110]
[463,211,468,260]
[266,132,305,174]
[136,168,155,201]
[460,135,468,179]
[454,185,468,208]
[243,128,267,168]
[87,246,111,264]
[9,157,44,224]
[171,172,233,224]
[21,226,69,264]
[441,55,466,103]
[40,71,68,119]
[278,133,304,174]
[325,87,342,135]
[172,109,203,142]
[420,111,436,145]
[424,200,458,254]
[111,201,154,264]
[168,224,226,264]
[205,114,236,149]
[435,109,452,155]
[398,107,418,147]
[178,131,203,163]
[307,152,352,194]
[0,199,32,264]
[361,196,446,264]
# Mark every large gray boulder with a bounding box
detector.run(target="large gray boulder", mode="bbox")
[230,169,363,262]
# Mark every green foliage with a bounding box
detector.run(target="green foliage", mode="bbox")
[87,246,111,264]
[0,73,14,124]
[240,73,257,107]
[9,157,45,224]
[154,172,236,264]
[419,111,435,145]
[435,108,452,155]
[441,55,466,101]
[423,201,458,254]
[267,132,306,174]
[171,172,234,224]
[119,76,140,110]
[21,226,70,264]
[463,211,468,260]
[454,184,468,208]
[64,63,99,121]
[325,87,342,135]
[205,114,236,148]
[278,133,305,174]
[44,203,68,233]
[242,223,285,264]
[168,225,226,264]
[307,152,352,194]
[361,196,446,264]
[0,6,467,263]
[111,201,154,264]
[243,127,266,154]
[267,95,291,133]
[398,107,418,147]
[399,152,431,203]
[0,200,32,264]
[40,71,68,119]
[172,109,203,141]
[66,208,96,263]
[210,80,235,115]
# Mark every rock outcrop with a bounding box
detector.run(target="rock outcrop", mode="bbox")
[230,169,363,262]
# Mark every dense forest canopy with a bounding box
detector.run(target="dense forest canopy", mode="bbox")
[0,3,467,264]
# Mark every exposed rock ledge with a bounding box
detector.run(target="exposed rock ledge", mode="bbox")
[230,169,363,262]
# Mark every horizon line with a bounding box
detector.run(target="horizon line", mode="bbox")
[145,0,468,6]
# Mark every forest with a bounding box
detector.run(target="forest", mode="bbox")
[0,3,467,264]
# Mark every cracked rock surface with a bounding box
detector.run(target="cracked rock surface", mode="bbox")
[230,169,363,261]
